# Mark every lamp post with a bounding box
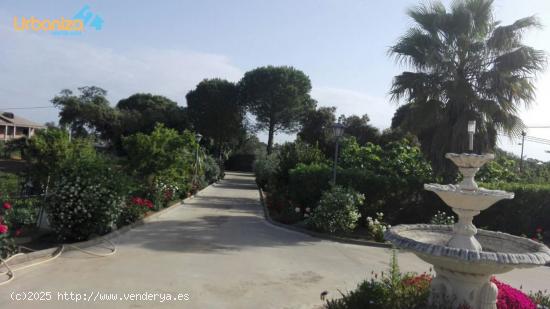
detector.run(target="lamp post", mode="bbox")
[194,133,202,187]
[331,123,345,184]
[519,131,526,172]
[467,120,476,152]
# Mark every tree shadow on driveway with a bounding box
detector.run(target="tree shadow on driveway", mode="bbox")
[117,195,320,253]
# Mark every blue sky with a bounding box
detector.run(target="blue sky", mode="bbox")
[1,0,550,160]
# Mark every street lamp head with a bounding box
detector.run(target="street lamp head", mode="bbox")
[332,123,345,138]
[467,120,476,134]
[195,133,203,143]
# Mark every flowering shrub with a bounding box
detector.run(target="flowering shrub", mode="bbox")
[308,186,364,234]
[153,175,181,209]
[326,252,545,309]
[491,277,536,309]
[430,211,456,225]
[529,290,550,308]
[326,251,433,309]
[0,200,16,258]
[118,197,154,226]
[366,212,391,242]
[45,156,128,241]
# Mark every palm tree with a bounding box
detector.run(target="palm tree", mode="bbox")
[389,0,546,175]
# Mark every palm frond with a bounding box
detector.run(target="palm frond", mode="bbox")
[487,16,542,52]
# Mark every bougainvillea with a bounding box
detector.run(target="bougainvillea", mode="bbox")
[492,277,536,309]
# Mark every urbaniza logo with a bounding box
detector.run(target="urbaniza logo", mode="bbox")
[13,5,103,36]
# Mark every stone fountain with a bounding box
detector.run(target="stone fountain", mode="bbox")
[385,152,550,309]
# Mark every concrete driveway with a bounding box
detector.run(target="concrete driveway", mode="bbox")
[0,172,548,308]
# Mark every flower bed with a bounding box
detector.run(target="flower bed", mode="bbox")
[326,252,549,309]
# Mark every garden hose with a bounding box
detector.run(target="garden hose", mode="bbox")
[0,238,116,286]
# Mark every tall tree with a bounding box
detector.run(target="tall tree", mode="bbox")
[238,66,315,154]
[389,0,546,174]
[117,93,189,136]
[186,79,243,157]
[340,114,380,145]
[298,106,336,155]
[52,86,116,140]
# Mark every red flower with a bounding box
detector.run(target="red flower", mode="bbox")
[0,224,8,234]
[14,228,22,237]
[131,197,143,205]
[536,227,543,234]
[2,202,12,210]
[401,273,432,289]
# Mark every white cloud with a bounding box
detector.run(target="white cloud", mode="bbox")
[0,23,243,124]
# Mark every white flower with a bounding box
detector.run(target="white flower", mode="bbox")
[295,207,300,213]
[305,207,311,213]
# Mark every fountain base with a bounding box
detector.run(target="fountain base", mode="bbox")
[431,266,497,309]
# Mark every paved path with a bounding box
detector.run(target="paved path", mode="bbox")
[1,172,549,308]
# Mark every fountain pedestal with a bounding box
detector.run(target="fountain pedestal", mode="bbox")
[385,153,550,309]
[431,266,498,308]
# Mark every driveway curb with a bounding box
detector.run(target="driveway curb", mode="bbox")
[258,188,392,249]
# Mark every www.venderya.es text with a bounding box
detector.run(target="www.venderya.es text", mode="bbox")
[10,291,190,303]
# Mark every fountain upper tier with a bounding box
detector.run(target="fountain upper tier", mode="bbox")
[425,153,514,212]
[424,184,514,212]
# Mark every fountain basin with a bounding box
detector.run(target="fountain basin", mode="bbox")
[424,184,514,212]
[385,224,550,274]
[445,153,495,168]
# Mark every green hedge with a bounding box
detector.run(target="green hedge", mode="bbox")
[286,165,550,238]
[287,163,332,209]
[287,164,435,224]
[474,182,550,237]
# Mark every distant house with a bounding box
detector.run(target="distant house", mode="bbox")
[0,112,45,141]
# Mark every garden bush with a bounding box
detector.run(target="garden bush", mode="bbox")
[271,140,326,190]
[287,163,332,210]
[23,128,97,189]
[124,124,198,206]
[45,155,130,241]
[474,182,550,237]
[0,200,17,258]
[203,154,221,184]
[0,172,21,197]
[118,197,154,226]
[336,139,435,224]
[326,251,547,309]
[253,154,279,190]
[308,186,364,234]
[123,124,196,179]
[4,197,41,229]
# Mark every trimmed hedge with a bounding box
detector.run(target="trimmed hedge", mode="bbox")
[287,164,436,225]
[287,166,550,238]
[287,163,332,209]
[475,182,550,237]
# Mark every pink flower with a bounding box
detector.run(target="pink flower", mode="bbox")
[536,227,543,234]
[491,277,536,309]
[2,202,12,210]
[0,224,8,234]
[14,228,22,237]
